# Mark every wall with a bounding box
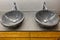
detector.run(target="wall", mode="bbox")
[0,0,60,14]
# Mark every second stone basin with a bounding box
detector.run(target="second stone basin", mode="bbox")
[35,10,59,28]
[35,2,59,29]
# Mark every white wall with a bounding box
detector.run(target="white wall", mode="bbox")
[0,0,60,14]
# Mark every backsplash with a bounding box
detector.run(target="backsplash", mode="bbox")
[0,0,60,14]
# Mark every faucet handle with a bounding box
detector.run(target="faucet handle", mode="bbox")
[13,2,17,11]
[43,2,47,10]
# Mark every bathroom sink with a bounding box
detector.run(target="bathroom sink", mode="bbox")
[1,2,24,29]
[2,11,24,26]
[35,10,59,26]
[35,2,59,29]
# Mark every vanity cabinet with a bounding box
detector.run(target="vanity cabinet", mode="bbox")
[0,32,60,40]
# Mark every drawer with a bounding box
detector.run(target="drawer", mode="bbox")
[16,38,30,40]
[0,32,29,37]
[30,32,60,37]
[0,38,15,40]
[31,38,57,40]
[0,32,60,38]
[0,38,29,40]
[0,38,59,40]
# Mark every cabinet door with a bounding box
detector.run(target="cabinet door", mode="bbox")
[30,32,60,37]
[0,32,29,37]
[0,38,16,40]
[31,38,57,40]
[0,38,29,40]
[16,38,30,40]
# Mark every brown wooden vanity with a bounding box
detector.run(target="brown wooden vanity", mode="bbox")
[0,32,60,40]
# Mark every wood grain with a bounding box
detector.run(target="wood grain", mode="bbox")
[0,38,29,40]
[0,32,29,37]
[30,32,60,37]
[0,32,60,40]
[31,38,57,40]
